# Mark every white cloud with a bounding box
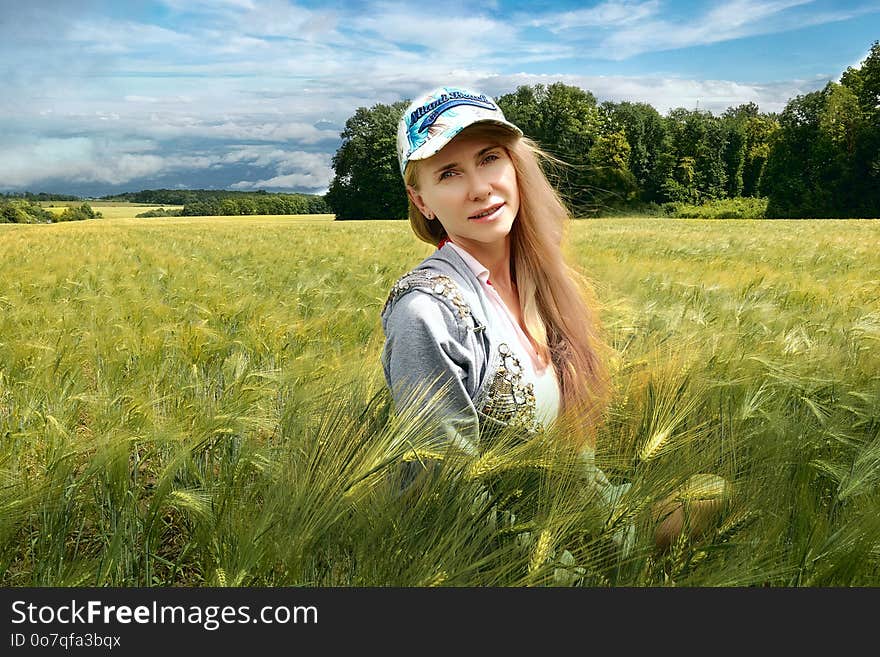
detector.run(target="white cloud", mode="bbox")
[529,0,661,31]
[157,0,337,39]
[0,134,266,188]
[228,148,333,191]
[218,146,324,168]
[231,172,328,191]
[596,0,860,60]
[18,100,340,145]
[135,117,335,143]
[351,5,517,57]
[124,95,161,104]
[0,137,166,187]
[159,0,258,10]
[234,0,338,38]
[68,18,193,54]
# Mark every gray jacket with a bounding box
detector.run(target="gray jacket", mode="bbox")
[380,243,635,553]
[380,242,542,456]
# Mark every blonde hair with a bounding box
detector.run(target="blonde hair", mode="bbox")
[404,123,611,448]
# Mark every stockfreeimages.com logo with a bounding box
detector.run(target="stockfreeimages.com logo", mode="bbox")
[11,599,317,632]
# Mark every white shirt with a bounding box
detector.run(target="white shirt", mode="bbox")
[445,241,561,426]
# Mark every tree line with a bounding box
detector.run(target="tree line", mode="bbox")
[2,192,80,202]
[327,40,879,220]
[0,200,101,224]
[103,189,330,216]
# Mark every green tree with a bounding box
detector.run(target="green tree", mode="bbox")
[220,198,240,215]
[602,101,668,203]
[0,200,50,223]
[841,40,880,214]
[238,197,257,215]
[58,203,100,222]
[765,87,838,217]
[742,113,779,197]
[766,78,871,217]
[721,104,759,198]
[498,82,603,213]
[841,40,880,125]
[661,108,727,203]
[821,83,862,155]
[586,129,637,209]
[326,101,409,220]
[495,84,545,139]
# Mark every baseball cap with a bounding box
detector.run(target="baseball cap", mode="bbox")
[396,86,523,178]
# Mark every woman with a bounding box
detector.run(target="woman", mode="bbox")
[380,86,723,552]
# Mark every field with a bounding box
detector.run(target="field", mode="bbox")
[1,213,878,586]
[41,203,186,220]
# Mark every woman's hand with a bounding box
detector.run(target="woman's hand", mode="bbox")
[652,473,732,551]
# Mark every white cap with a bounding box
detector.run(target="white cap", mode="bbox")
[396,86,523,177]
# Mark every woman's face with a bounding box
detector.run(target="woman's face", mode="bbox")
[407,134,519,251]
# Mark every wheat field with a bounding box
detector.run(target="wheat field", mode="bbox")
[1,213,878,586]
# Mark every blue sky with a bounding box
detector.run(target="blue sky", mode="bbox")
[1,0,877,197]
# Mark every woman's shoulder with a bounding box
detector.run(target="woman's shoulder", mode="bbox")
[381,245,481,317]
[381,266,473,324]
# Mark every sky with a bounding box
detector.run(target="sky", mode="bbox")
[1,0,878,197]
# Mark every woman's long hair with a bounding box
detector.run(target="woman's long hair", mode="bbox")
[404,123,612,448]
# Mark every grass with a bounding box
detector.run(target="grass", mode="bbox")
[663,196,769,219]
[0,214,878,586]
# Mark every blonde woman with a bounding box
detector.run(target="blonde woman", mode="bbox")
[381,86,722,551]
